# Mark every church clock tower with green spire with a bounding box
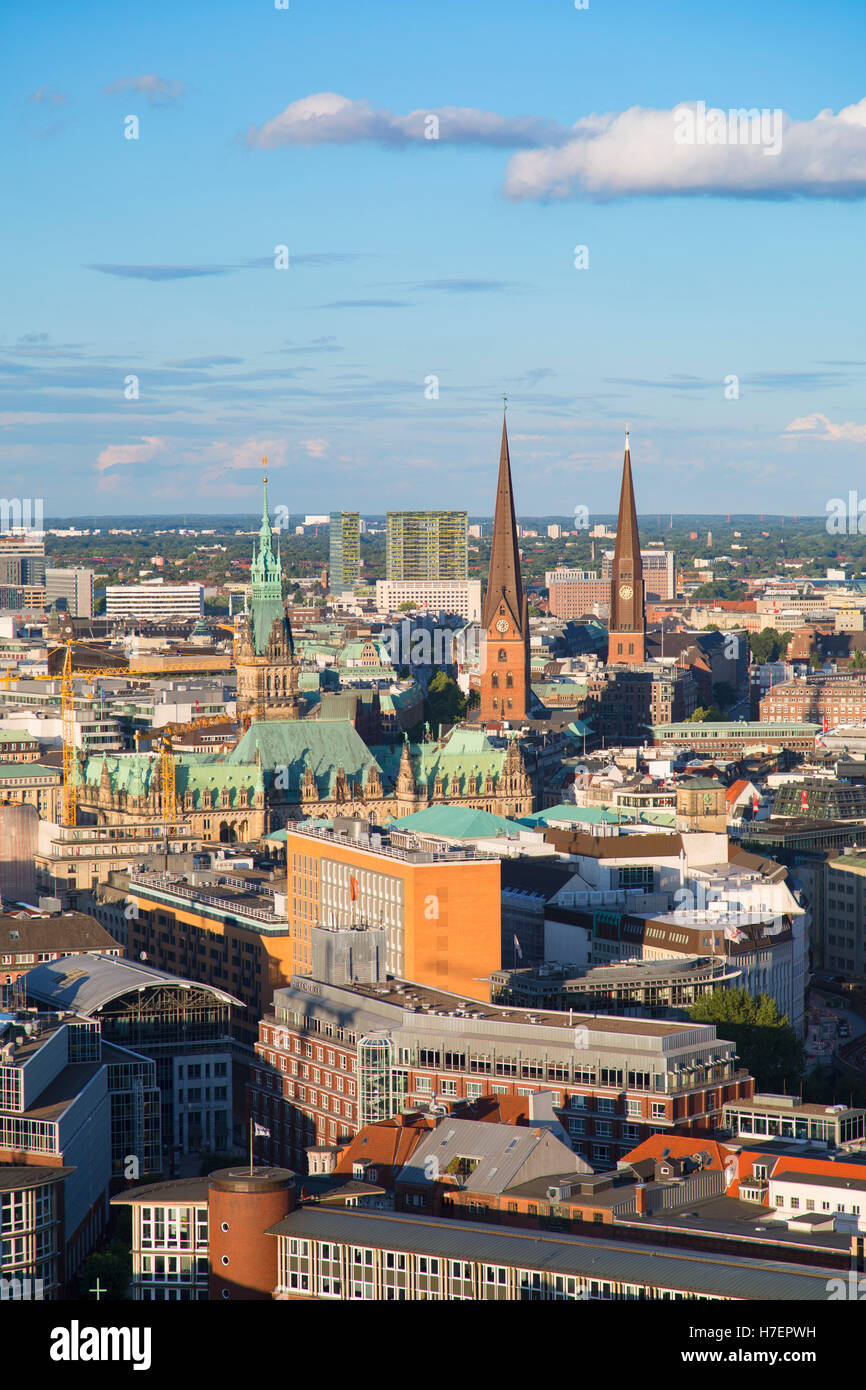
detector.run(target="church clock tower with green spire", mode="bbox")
[236,465,300,726]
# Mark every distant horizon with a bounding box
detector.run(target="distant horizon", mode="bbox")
[9,511,837,524]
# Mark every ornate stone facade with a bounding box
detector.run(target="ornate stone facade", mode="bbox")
[236,473,300,727]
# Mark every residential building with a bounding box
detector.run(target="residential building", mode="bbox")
[603,546,676,602]
[0,762,62,822]
[0,912,121,1001]
[386,512,468,582]
[329,512,360,591]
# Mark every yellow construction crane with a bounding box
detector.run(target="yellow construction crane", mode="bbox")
[133,715,236,826]
[160,735,176,826]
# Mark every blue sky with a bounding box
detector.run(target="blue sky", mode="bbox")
[2,0,866,517]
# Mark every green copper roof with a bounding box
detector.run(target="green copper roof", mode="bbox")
[228,718,379,797]
[519,803,675,828]
[81,752,263,806]
[0,761,59,780]
[371,725,517,798]
[385,805,527,839]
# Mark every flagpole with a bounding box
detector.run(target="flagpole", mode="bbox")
[249,1116,253,1176]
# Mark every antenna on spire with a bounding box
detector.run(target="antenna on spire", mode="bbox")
[624,424,630,453]
[262,456,268,482]
[503,393,508,413]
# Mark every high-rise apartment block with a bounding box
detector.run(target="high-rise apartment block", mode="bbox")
[329,512,360,590]
[386,512,468,582]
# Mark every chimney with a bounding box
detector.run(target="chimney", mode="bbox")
[634,1183,647,1216]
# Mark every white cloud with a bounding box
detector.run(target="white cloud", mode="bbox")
[245,91,565,150]
[784,413,866,443]
[504,98,866,201]
[103,74,187,106]
[28,86,68,106]
[300,438,328,458]
[96,437,166,474]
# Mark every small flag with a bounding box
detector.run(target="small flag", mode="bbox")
[349,875,359,902]
[801,789,808,809]
[254,1123,270,1138]
[752,793,758,813]
[514,934,523,961]
[823,716,829,733]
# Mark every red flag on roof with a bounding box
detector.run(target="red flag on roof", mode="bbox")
[350,875,359,901]
[802,789,808,808]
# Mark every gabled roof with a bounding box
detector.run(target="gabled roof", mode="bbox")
[620,1134,732,1172]
[229,718,379,796]
[332,1115,434,1183]
[397,1117,586,1195]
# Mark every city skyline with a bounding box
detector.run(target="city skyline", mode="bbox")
[3,0,866,515]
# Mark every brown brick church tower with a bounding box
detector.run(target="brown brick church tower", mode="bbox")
[479,414,531,723]
[607,429,646,665]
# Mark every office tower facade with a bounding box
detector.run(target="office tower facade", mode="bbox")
[607,432,646,665]
[45,567,95,618]
[329,511,360,590]
[105,580,204,621]
[386,511,468,582]
[479,417,531,723]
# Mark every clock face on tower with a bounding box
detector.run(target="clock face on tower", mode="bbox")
[619,584,633,601]
[495,618,509,633]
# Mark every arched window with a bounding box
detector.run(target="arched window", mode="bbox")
[506,672,513,688]
[498,649,507,662]
[491,674,499,688]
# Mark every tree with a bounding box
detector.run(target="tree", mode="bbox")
[749,628,793,665]
[686,705,724,723]
[397,601,416,612]
[713,681,737,711]
[690,580,748,602]
[426,671,465,728]
[688,987,804,1093]
[77,1243,132,1301]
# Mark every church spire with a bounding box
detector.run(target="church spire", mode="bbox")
[479,409,531,724]
[607,427,646,665]
[482,410,524,630]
